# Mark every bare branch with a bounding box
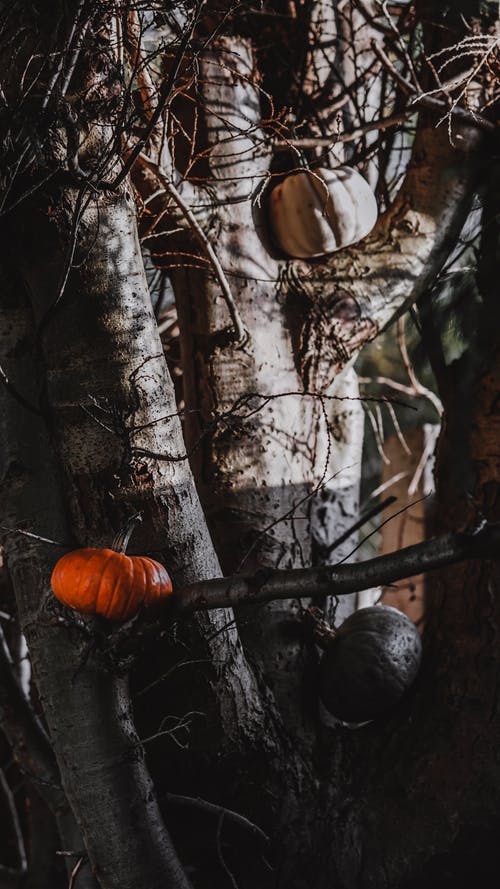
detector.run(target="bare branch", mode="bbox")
[173,521,500,613]
[372,43,495,133]
[138,154,248,345]
[272,111,412,149]
[396,316,443,418]
[296,104,484,381]
[68,856,86,889]
[164,793,270,846]
[322,494,398,557]
[0,525,69,546]
[112,0,206,189]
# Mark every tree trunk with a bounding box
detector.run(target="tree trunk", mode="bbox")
[0,6,262,886]
[0,262,191,889]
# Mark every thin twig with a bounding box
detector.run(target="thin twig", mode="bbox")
[369,470,410,500]
[60,9,91,98]
[112,0,207,189]
[56,852,87,859]
[216,811,239,889]
[0,525,69,546]
[140,711,204,749]
[380,0,421,89]
[0,625,62,811]
[69,856,85,889]
[36,186,88,336]
[41,0,88,110]
[272,111,411,149]
[407,430,436,497]
[366,407,390,465]
[386,400,412,455]
[397,316,443,417]
[139,156,248,345]
[336,494,430,565]
[372,43,495,132]
[324,495,398,556]
[164,793,269,845]
[353,0,394,38]
[134,659,209,699]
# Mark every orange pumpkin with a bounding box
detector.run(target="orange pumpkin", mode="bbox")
[51,517,173,621]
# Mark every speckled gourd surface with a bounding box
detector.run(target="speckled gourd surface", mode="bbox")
[319,605,422,723]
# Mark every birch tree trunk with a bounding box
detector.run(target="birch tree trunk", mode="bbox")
[165,25,480,731]
[0,260,192,889]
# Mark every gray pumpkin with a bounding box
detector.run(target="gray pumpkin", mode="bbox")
[319,605,422,723]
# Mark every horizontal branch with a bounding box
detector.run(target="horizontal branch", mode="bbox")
[272,112,412,150]
[173,522,500,613]
[272,86,493,153]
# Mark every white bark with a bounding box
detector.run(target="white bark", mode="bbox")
[167,38,366,729]
[134,15,481,736]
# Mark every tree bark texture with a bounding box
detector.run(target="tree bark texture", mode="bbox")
[135,8,491,885]
[0,5,261,886]
[0,264,192,889]
[0,2,497,887]
[160,29,482,730]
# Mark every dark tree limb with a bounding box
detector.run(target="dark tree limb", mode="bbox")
[0,571,96,889]
[173,522,500,614]
[0,606,96,887]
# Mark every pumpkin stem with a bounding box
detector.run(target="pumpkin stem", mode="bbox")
[112,513,143,554]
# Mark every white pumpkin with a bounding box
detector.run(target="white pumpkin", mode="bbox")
[268,166,378,259]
